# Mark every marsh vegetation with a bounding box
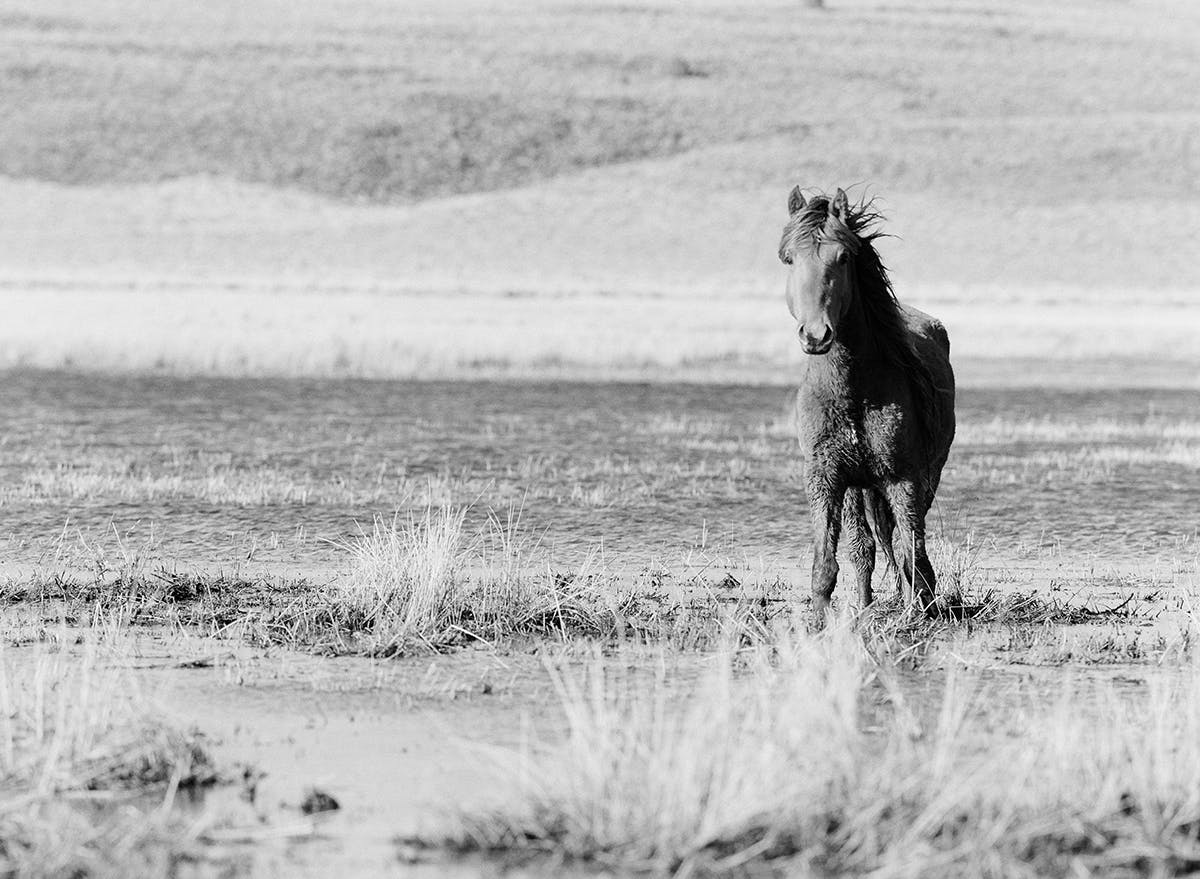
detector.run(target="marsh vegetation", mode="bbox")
[1,375,1196,875]
[3,375,1194,573]
[1,0,1198,875]
[440,624,1200,878]
[4,530,1198,876]
[0,636,230,877]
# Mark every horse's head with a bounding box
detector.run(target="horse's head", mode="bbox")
[778,187,860,356]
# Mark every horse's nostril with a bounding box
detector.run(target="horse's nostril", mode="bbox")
[801,326,832,345]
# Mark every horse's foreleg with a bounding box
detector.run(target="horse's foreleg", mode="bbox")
[843,489,875,607]
[884,481,937,615]
[807,477,845,621]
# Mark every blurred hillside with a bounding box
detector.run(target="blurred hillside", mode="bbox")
[2,0,1199,382]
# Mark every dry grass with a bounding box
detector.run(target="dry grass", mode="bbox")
[2,570,302,637]
[5,511,1181,667]
[330,506,473,649]
[956,416,1200,446]
[4,505,792,654]
[446,624,870,873]
[0,520,306,638]
[7,453,482,508]
[428,621,1200,877]
[0,636,225,878]
[0,643,217,794]
[5,0,1193,204]
[2,1,1198,383]
[992,624,1195,667]
[0,803,207,879]
[10,558,1167,667]
[262,507,789,655]
[4,286,1199,386]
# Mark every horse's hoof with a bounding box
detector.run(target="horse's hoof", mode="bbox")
[811,599,833,629]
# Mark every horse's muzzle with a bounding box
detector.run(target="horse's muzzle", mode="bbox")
[799,325,834,355]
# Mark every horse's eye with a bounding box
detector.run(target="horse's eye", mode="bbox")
[781,254,793,265]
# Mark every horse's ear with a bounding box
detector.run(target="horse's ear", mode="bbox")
[831,188,849,219]
[787,186,806,214]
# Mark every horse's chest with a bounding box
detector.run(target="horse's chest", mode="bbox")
[799,407,866,459]
[798,401,903,479]
[824,418,865,453]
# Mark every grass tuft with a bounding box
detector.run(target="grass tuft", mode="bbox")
[442,622,870,874]
[424,623,1200,877]
[0,638,228,877]
[0,643,219,795]
[334,506,472,649]
[258,505,789,655]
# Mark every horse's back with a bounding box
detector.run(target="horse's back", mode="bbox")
[899,303,951,360]
[899,302,955,460]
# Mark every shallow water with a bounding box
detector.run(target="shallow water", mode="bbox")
[2,371,1196,573]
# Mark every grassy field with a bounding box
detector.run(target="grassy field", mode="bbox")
[4,284,1199,387]
[6,0,1195,203]
[1,0,1198,380]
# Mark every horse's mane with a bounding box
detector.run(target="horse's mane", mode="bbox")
[780,192,940,446]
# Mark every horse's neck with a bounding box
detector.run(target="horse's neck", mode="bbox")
[803,348,863,416]
[803,300,877,399]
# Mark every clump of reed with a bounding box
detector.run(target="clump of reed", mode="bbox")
[258,505,787,655]
[441,622,871,873]
[0,638,223,877]
[8,518,1167,667]
[425,620,1200,877]
[1,643,218,794]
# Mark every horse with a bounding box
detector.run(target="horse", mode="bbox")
[778,187,955,618]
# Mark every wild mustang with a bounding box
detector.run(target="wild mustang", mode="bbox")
[779,187,955,618]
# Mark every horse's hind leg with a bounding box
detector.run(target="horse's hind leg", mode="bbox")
[866,489,899,591]
[843,489,875,607]
[883,481,938,615]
